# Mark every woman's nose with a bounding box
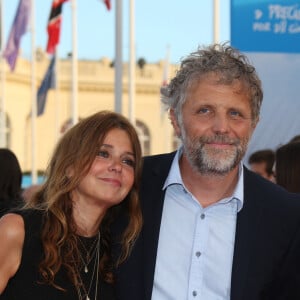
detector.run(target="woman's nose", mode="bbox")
[108,159,122,172]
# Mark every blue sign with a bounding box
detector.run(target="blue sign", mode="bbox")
[231,0,300,53]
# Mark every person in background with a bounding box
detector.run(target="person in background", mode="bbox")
[0,111,142,300]
[21,184,42,203]
[0,148,23,217]
[248,149,275,182]
[289,134,300,144]
[275,141,300,193]
[113,43,300,300]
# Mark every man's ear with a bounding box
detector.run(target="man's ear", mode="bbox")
[170,108,181,138]
[252,116,259,132]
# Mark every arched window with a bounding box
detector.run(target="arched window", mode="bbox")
[60,118,83,135]
[135,120,150,155]
[60,118,73,134]
[0,112,11,148]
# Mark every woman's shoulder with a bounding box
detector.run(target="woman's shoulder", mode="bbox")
[0,213,25,241]
[0,214,25,254]
[12,209,45,236]
[0,214,25,295]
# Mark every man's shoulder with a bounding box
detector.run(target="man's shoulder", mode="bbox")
[244,167,296,196]
[141,152,176,183]
[142,151,176,169]
[244,166,300,212]
[143,151,176,163]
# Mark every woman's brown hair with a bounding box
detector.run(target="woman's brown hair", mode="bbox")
[27,111,142,289]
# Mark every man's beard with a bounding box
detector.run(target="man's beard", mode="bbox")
[181,129,250,176]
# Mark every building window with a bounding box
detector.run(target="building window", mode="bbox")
[0,112,11,148]
[60,118,83,135]
[136,120,150,155]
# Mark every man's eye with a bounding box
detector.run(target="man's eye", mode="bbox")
[229,110,241,118]
[199,107,210,114]
[97,150,109,158]
[122,158,135,168]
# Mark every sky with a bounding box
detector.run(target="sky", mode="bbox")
[2,0,231,64]
[3,0,300,161]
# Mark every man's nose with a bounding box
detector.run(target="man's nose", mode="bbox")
[211,113,230,133]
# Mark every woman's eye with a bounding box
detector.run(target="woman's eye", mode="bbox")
[97,150,109,158]
[122,158,135,168]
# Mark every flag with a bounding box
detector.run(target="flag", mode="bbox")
[103,0,111,10]
[37,56,56,116]
[3,0,30,71]
[46,0,68,54]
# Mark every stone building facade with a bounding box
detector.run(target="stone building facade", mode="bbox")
[1,52,180,174]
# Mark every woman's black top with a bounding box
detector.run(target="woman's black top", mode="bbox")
[0,196,23,218]
[0,209,116,299]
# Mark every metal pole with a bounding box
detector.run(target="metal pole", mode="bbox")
[54,50,60,141]
[213,0,220,43]
[71,0,78,125]
[30,0,37,184]
[128,0,135,124]
[0,0,7,147]
[115,0,122,113]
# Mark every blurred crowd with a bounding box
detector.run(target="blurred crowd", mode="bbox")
[0,148,41,217]
[248,134,300,193]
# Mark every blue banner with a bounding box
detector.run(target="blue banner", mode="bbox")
[231,0,300,53]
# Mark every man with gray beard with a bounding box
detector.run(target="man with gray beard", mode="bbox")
[114,44,300,300]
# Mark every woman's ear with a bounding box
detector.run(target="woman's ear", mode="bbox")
[66,166,74,178]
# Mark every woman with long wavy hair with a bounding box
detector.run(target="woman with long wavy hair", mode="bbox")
[0,111,142,299]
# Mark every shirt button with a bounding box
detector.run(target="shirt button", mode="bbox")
[192,290,197,297]
[195,251,201,257]
[200,213,205,219]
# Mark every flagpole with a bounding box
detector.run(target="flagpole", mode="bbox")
[30,0,37,184]
[71,0,78,125]
[54,50,60,141]
[0,0,6,148]
[128,0,135,124]
[162,45,170,86]
[162,45,171,152]
[115,0,122,113]
[213,0,220,43]
[161,44,170,121]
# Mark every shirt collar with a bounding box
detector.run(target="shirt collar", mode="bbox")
[163,147,184,189]
[163,146,244,211]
